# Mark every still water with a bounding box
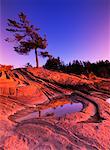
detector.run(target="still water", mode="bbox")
[41,102,83,117]
[16,102,83,122]
[106,98,110,104]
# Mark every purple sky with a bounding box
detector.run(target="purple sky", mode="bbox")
[0,0,110,68]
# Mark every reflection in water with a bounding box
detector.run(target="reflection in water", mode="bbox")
[106,98,110,104]
[41,102,83,117]
[16,102,83,122]
[38,111,41,117]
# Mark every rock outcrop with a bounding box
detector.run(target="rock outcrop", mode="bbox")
[0,67,110,149]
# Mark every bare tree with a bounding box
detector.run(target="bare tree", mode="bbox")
[6,12,47,67]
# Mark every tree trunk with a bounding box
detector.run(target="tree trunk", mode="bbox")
[35,49,38,68]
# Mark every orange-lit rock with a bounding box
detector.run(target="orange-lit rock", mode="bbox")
[0,67,110,149]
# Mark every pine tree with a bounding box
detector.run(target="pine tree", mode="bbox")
[6,12,47,67]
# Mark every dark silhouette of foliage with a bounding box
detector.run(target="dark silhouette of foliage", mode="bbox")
[44,58,110,78]
[6,12,48,67]
[40,51,52,59]
[44,57,62,70]
[25,62,32,68]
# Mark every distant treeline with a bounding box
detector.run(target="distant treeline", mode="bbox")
[43,57,110,78]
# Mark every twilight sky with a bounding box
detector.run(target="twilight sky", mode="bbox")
[0,0,110,68]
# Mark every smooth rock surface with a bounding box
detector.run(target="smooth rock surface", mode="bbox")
[0,67,110,149]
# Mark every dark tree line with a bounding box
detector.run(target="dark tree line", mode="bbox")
[44,57,110,78]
